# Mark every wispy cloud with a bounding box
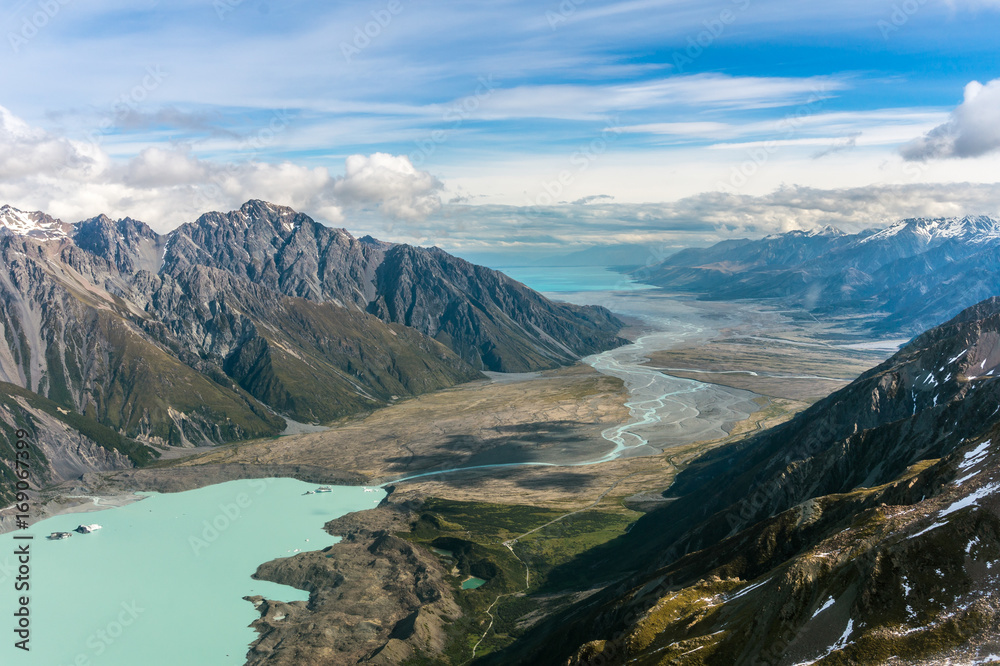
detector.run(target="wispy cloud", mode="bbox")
[113,106,239,138]
[0,0,998,249]
[623,109,946,144]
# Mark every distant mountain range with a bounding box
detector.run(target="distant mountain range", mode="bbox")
[0,201,625,503]
[636,215,1000,335]
[491,296,1000,664]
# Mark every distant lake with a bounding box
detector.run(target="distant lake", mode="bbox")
[0,479,384,665]
[461,576,486,590]
[495,265,655,293]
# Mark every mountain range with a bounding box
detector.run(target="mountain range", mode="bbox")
[489,296,1000,665]
[0,201,625,504]
[636,216,1000,336]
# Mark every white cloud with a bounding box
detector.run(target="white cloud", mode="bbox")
[624,109,946,145]
[0,105,443,230]
[471,74,847,121]
[902,79,1000,160]
[0,105,106,179]
[123,146,209,187]
[350,182,1000,255]
[333,153,443,220]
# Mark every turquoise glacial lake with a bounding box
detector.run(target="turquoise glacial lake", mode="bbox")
[0,479,384,665]
[495,265,654,293]
[461,576,486,590]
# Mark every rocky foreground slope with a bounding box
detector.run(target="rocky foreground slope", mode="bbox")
[0,201,624,504]
[487,297,1000,665]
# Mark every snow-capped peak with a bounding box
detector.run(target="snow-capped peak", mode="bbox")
[807,224,845,237]
[858,215,1000,246]
[0,204,73,240]
[763,225,844,241]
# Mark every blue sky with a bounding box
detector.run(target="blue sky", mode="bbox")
[1,0,1000,256]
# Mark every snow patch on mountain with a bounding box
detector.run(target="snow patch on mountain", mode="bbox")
[0,204,72,240]
[855,215,1000,247]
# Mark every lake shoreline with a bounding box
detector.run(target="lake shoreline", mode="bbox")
[0,478,384,665]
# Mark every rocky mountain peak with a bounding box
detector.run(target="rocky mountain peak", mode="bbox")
[236,199,309,235]
[0,204,74,240]
[807,224,845,237]
[767,224,845,240]
[642,213,1000,337]
[73,213,165,275]
[358,234,392,247]
[74,213,159,238]
[180,200,318,249]
[861,214,1000,246]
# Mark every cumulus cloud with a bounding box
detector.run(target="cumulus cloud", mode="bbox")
[0,105,106,179]
[333,153,443,220]
[0,105,442,230]
[123,146,210,187]
[901,79,1000,160]
[4,103,999,259]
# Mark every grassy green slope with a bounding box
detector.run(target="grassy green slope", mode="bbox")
[79,310,285,445]
[227,296,481,424]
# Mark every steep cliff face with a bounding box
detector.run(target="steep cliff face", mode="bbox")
[0,234,287,447]
[74,214,166,275]
[162,200,388,308]
[489,298,1000,665]
[130,264,479,423]
[163,200,626,372]
[369,245,628,372]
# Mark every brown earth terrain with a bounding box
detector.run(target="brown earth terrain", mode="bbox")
[173,364,632,485]
[643,336,889,402]
[22,318,895,664]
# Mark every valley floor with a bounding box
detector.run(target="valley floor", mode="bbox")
[13,297,904,664]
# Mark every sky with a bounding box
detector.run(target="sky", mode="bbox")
[1,0,1000,260]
